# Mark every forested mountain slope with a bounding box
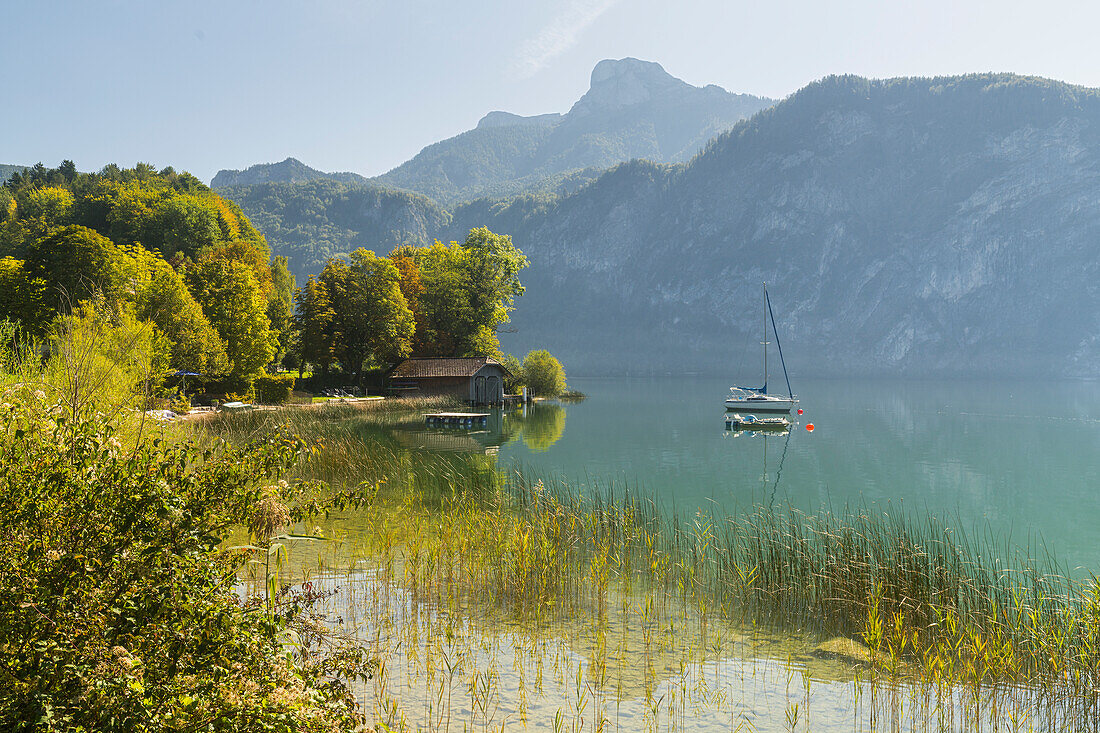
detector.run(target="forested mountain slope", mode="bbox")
[212,157,369,188]
[445,74,1100,377]
[213,58,772,208]
[1,164,29,183]
[216,72,1100,377]
[216,179,450,281]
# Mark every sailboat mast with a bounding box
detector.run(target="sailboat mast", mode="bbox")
[762,282,768,394]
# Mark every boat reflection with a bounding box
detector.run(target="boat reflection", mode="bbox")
[723,417,793,508]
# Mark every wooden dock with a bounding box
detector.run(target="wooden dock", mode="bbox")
[424,412,490,429]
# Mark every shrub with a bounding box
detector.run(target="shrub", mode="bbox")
[559,389,587,403]
[0,393,368,730]
[194,374,251,400]
[522,349,566,397]
[254,373,296,404]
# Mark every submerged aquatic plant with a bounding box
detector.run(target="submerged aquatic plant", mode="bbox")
[210,403,1100,730]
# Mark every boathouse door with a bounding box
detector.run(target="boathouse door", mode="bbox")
[486,376,501,404]
[474,376,486,404]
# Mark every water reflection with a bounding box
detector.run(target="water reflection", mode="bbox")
[390,411,509,454]
[380,402,568,455]
[724,427,794,510]
[508,403,567,452]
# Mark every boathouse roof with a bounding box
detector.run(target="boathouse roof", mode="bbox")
[389,357,511,379]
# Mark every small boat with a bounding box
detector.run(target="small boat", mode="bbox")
[726,283,797,413]
[725,413,790,431]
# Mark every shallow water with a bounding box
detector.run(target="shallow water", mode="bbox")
[266,567,1047,733]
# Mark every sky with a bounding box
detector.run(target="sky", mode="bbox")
[4,0,1099,184]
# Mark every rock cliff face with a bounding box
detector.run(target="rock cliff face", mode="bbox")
[449,74,1100,377]
[575,58,679,113]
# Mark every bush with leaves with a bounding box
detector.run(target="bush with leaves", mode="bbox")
[522,349,566,397]
[0,392,371,731]
[254,373,296,404]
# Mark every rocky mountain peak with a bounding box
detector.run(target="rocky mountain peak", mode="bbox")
[570,58,688,116]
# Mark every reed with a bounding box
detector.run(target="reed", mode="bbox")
[210,404,1100,730]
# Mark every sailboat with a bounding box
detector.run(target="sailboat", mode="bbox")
[725,283,797,413]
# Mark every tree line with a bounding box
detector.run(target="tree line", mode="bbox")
[293,227,527,378]
[0,162,531,394]
[1,162,290,381]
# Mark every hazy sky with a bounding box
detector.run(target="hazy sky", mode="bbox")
[4,0,1098,184]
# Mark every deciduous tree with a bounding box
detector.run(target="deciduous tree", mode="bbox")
[412,228,527,357]
[25,225,143,307]
[523,349,566,397]
[319,249,414,374]
[187,258,277,379]
[292,275,335,377]
[136,261,228,374]
[0,257,50,336]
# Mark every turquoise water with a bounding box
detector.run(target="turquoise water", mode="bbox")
[493,377,1100,574]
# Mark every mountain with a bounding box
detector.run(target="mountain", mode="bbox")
[1,164,29,183]
[212,59,773,206]
[214,59,773,282]
[374,58,774,204]
[216,70,1100,378]
[211,157,370,188]
[444,74,1100,378]
[216,179,449,281]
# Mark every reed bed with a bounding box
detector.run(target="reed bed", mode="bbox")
[211,405,1100,730]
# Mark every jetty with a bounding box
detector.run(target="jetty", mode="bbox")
[424,412,490,429]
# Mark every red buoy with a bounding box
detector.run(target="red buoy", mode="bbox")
[797,408,803,415]
[806,423,815,432]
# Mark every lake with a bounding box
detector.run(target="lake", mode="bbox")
[490,377,1100,574]
[282,375,1100,730]
[229,377,1100,729]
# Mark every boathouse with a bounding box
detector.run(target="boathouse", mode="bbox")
[387,357,510,405]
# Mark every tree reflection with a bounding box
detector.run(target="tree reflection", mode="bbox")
[517,403,566,452]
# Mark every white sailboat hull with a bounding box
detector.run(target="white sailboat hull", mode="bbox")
[724,395,795,413]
